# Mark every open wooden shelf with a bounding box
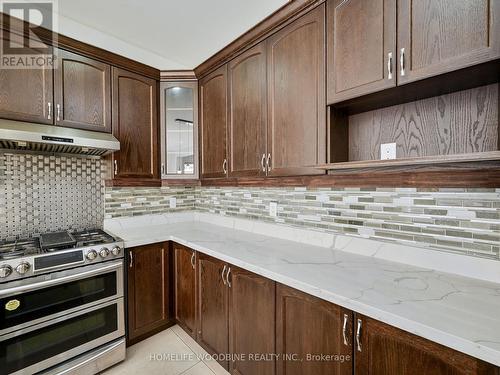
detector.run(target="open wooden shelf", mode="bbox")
[315,151,500,171]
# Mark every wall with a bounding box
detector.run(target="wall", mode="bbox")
[105,186,500,261]
[0,153,104,240]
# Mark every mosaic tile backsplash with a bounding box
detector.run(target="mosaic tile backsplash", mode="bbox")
[105,186,500,260]
[0,153,104,240]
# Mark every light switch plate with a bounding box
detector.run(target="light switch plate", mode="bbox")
[269,202,278,217]
[169,197,177,209]
[380,143,397,160]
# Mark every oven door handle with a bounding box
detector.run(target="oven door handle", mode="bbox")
[0,260,123,297]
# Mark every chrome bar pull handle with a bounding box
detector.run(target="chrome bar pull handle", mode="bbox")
[221,265,227,285]
[222,159,227,174]
[129,251,133,268]
[387,52,393,80]
[266,153,271,171]
[226,267,231,288]
[342,314,349,346]
[400,48,406,77]
[190,251,195,269]
[261,154,266,172]
[56,104,61,122]
[356,318,362,352]
[114,160,118,176]
[47,102,52,120]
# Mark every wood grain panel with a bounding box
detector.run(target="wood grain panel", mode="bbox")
[127,243,171,344]
[54,49,111,132]
[229,267,276,375]
[197,254,229,369]
[398,0,500,84]
[200,65,228,178]
[276,284,353,375]
[112,67,159,179]
[348,84,499,161]
[174,244,197,338]
[355,314,500,375]
[327,0,396,103]
[228,42,267,177]
[267,4,326,177]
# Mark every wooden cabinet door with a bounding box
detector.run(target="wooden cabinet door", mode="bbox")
[127,243,171,344]
[54,49,111,132]
[267,5,326,177]
[112,67,159,179]
[174,244,197,338]
[355,314,499,375]
[0,33,53,124]
[276,284,353,375]
[197,254,229,369]
[200,65,228,178]
[397,0,500,85]
[228,42,267,177]
[327,0,397,103]
[229,267,276,375]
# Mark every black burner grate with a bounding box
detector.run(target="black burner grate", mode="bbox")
[0,238,40,260]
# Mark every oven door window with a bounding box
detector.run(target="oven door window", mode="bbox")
[0,304,118,374]
[0,271,117,331]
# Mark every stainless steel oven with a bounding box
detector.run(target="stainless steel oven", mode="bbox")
[0,259,125,374]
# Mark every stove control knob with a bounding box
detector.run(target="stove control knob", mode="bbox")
[99,247,110,258]
[111,246,122,256]
[86,250,98,261]
[15,262,30,275]
[0,265,13,278]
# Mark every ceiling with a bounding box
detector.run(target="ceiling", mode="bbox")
[51,0,288,70]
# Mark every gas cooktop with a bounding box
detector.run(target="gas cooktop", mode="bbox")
[0,229,124,282]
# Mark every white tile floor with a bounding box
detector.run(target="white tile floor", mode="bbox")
[102,325,229,375]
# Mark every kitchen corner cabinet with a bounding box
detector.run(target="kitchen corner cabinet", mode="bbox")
[54,49,111,132]
[112,67,159,180]
[127,242,172,344]
[354,314,500,375]
[228,42,267,177]
[327,0,396,103]
[174,244,197,338]
[200,65,228,178]
[229,266,276,375]
[266,4,326,176]
[276,284,353,375]
[197,253,230,369]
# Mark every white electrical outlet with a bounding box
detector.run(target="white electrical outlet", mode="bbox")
[169,197,177,208]
[380,143,397,160]
[269,202,278,217]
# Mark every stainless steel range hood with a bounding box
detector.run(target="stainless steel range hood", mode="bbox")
[0,119,120,157]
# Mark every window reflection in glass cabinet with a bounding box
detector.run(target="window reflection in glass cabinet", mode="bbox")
[160,81,198,178]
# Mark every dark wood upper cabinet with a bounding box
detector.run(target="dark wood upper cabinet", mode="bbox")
[112,67,159,179]
[228,42,267,177]
[276,284,353,375]
[127,242,171,344]
[229,267,276,375]
[355,314,500,375]
[397,0,500,85]
[266,4,326,177]
[197,253,229,369]
[327,0,397,104]
[174,244,197,338]
[54,49,111,132]
[0,33,53,124]
[200,65,228,178]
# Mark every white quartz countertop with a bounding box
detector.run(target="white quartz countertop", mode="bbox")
[105,214,500,367]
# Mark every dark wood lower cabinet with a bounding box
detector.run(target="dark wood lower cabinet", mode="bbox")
[276,284,353,375]
[354,314,500,375]
[174,243,197,338]
[197,253,230,369]
[229,266,276,375]
[127,242,172,345]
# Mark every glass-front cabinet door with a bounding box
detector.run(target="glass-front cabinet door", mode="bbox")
[160,81,198,179]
